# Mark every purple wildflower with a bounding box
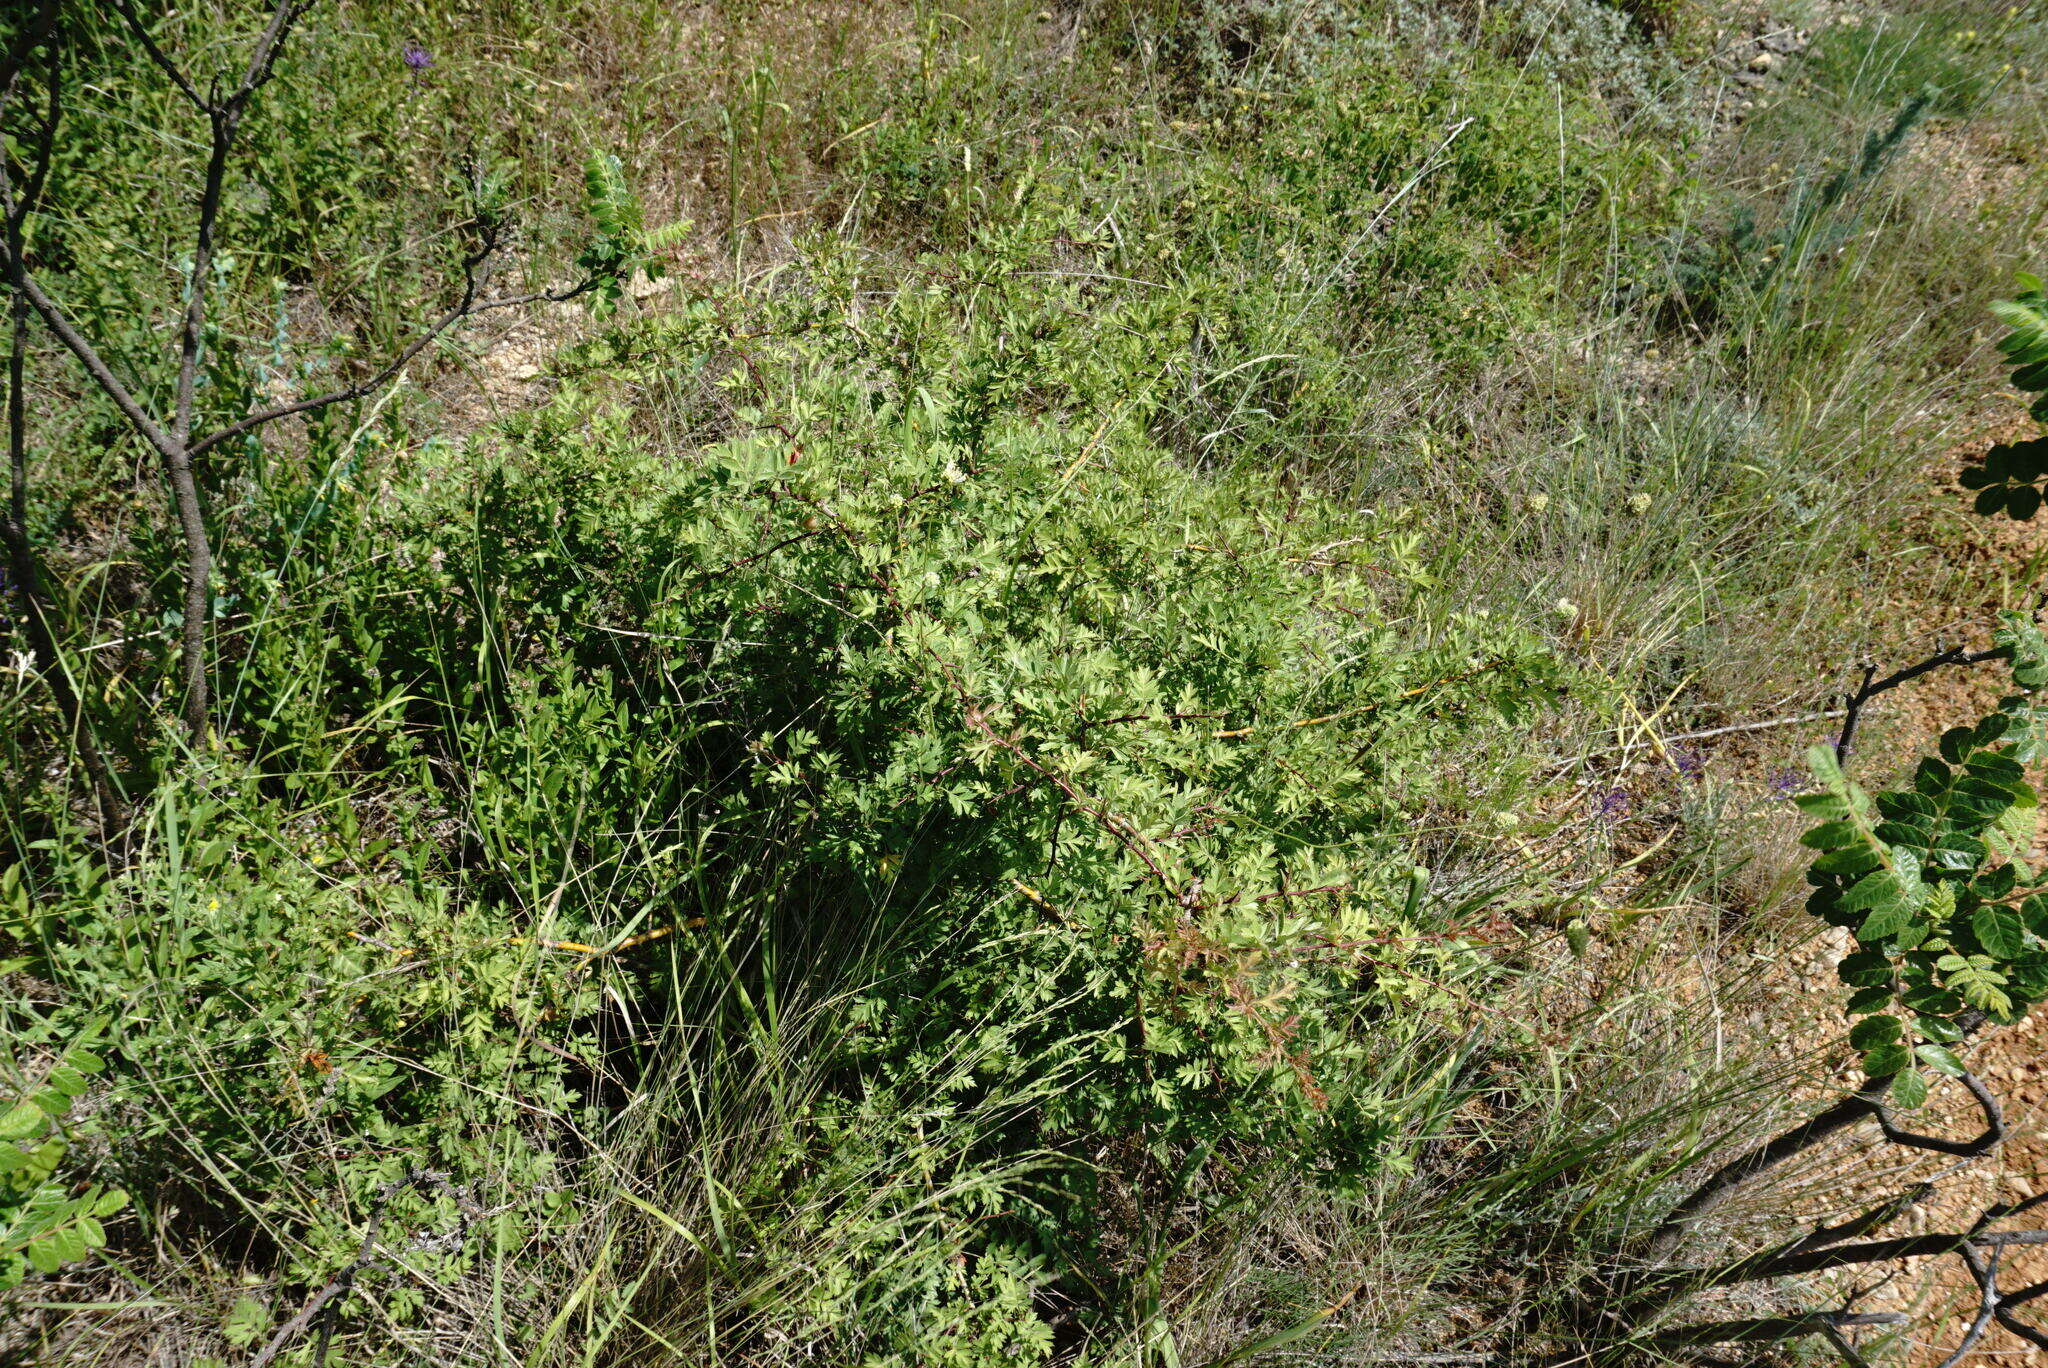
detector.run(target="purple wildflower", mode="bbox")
[1669,744,1702,780]
[401,42,432,72]
[1592,787,1632,824]
[1766,768,1803,801]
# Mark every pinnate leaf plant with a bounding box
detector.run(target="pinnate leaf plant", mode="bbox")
[1568,279,2048,1361]
[1800,612,2048,1105]
[1808,276,2048,1101]
[0,1024,125,1290]
[1960,273,2048,518]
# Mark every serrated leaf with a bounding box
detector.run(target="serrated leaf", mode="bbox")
[1916,1043,1967,1077]
[1807,742,1847,789]
[1795,792,1852,820]
[1862,1042,1912,1076]
[1893,1068,1930,1109]
[1916,758,1953,795]
[1974,906,2027,959]
[1925,881,1959,923]
[1815,845,1884,876]
[1975,862,2019,899]
[1873,820,1933,847]
[0,1101,47,1142]
[1903,984,1965,1014]
[1993,791,2039,859]
[1879,792,1939,820]
[1916,1014,1965,1042]
[1849,1014,1902,1049]
[1842,871,1905,914]
[1859,902,1917,942]
[1801,821,1861,850]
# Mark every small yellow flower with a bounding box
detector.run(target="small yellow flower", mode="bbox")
[1629,492,1653,514]
[1527,492,1551,514]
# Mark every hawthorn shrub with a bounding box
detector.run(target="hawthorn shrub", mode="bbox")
[466,337,1559,1151]
[2,219,1567,1356]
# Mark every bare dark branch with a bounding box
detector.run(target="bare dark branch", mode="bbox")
[8,45,59,235]
[1875,1069,2005,1157]
[1819,1321,1879,1368]
[248,1168,478,1368]
[106,1,207,112]
[227,1,318,114]
[0,2,124,824]
[1638,1076,1891,1261]
[1644,1311,1905,1349]
[0,0,55,110]
[4,272,120,822]
[1835,645,2003,761]
[1934,1242,2002,1368]
[3,258,179,466]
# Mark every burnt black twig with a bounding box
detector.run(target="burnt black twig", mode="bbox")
[1638,1076,1894,1262]
[1643,1311,1905,1349]
[1834,645,2003,762]
[1876,1069,2005,1157]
